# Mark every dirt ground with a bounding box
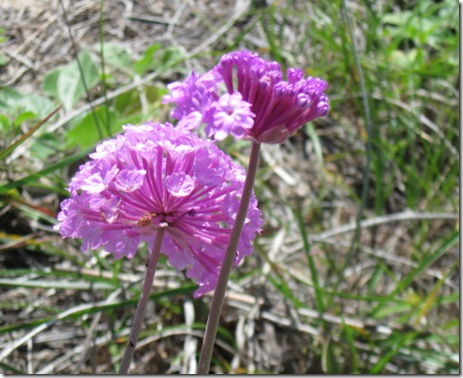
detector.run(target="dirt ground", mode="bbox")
[1,0,252,91]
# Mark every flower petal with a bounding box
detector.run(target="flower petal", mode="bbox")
[166,172,195,197]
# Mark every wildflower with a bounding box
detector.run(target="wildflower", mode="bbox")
[163,50,329,144]
[55,122,262,297]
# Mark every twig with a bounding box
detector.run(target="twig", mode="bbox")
[187,0,250,58]
[27,338,33,374]
[182,299,198,374]
[13,15,58,56]
[0,288,122,363]
[76,289,122,372]
[310,209,457,242]
[2,48,38,70]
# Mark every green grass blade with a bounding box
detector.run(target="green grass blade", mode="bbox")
[0,284,196,335]
[335,0,374,291]
[295,205,326,313]
[389,230,458,298]
[0,105,61,161]
[0,145,93,195]
[0,361,25,374]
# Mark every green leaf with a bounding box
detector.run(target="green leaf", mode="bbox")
[0,114,12,132]
[18,94,56,120]
[0,106,61,162]
[66,106,120,149]
[0,87,55,121]
[75,47,100,85]
[42,68,61,99]
[13,111,37,127]
[30,132,61,160]
[0,86,23,112]
[56,67,85,112]
[322,339,342,374]
[158,46,184,68]
[133,43,161,75]
[389,49,419,69]
[113,88,142,115]
[100,42,133,72]
[43,48,100,111]
[113,85,167,116]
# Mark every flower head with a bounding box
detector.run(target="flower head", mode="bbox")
[55,122,262,297]
[163,50,329,144]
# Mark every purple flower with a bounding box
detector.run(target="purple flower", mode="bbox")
[203,93,255,141]
[54,122,262,297]
[163,50,329,144]
[163,71,220,130]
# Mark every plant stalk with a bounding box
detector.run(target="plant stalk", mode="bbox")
[197,141,261,374]
[118,228,165,374]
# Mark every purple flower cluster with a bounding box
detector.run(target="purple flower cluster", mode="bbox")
[55,50,329,298]
[164,50,329,144]
[55,123,262,297]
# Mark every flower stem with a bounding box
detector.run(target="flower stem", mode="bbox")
[118,228,165,374]
[197,141,261,374]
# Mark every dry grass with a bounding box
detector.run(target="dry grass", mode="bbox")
[0,0,459,374]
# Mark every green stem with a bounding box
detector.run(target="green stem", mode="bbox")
[118,229,165,374]
[197,141,261,374]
